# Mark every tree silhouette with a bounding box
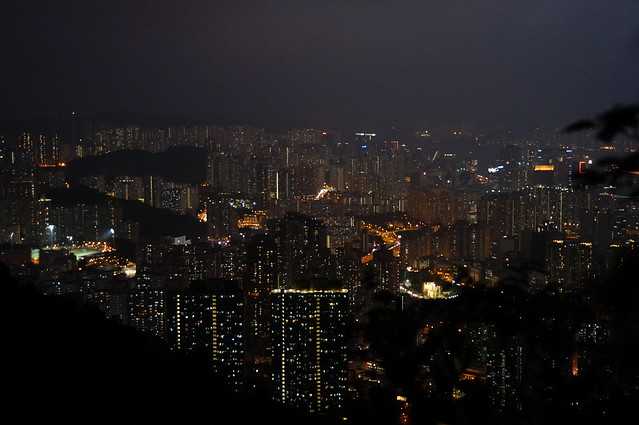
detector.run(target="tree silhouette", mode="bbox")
[565,104,639,196]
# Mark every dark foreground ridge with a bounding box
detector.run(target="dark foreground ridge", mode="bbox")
[0,263,328,424]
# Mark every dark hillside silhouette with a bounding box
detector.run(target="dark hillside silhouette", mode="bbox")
[0,263,328,424]
[46,186,206,239]
[66,146,207,185]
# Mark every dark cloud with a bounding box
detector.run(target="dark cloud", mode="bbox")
[1,0,638,130]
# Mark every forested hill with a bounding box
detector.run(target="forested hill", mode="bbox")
[66,146,207,185]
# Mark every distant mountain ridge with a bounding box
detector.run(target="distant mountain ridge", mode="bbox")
[67,146,207,185]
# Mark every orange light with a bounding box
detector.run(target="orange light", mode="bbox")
[578,161,586,174]
[197,209,208,223]
[534,164,554,172]
[570,353,580,377]
[361,253,373,264]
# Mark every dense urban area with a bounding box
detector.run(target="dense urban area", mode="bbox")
[2,114,639,423]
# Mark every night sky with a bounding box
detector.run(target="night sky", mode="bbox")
[2,0,638,130]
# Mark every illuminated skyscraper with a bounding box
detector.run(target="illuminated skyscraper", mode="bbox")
[167,279,245,391]
[16,132,35,168]
[486,335,526,413]
[35,134,60,166]
[272,280,348,414]
[129,281,167,340]
[269,212,330,288]
[246,234,278,387]
[371,248,401,294]
[547,238,593,292]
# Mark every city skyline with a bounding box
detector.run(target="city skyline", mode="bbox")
[2,2,639,425]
